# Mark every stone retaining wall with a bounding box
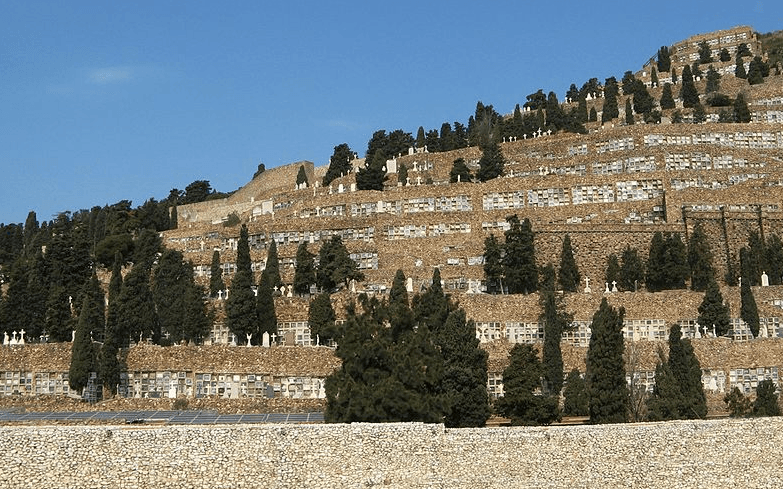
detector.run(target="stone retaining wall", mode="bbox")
[2,418,782,488]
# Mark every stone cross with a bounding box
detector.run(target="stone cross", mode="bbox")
[19,329,25,345]
[9,331,17,346]
[271,333,277,344]
[612,281,618,293]
[583,277,591,293]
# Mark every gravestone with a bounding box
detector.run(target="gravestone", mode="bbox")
[762,271,769,286]
[2,332,7,346]
[612,281,618,293]
[246,333,253,347]
[583,277,591,294]
[406,277,413,293]
[605,282,610,294]
[262,332,270,348]
[284,331,295,345]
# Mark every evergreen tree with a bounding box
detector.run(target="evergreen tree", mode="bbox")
[589,107,597,122]
[397,162,408,186]
[412,268,453,335]
[620,246,644,292]
[496,344,560,425]
[646,232,667,292]
[735,53,747,79]
[308,292,337,343]
[766,234,783,286]
[181,281,210,344]
[667,325,707,418]
[747,56,767,85]
[660,83,675,109]
[601,77,619,124]
[540,278,573,394]
[83,272,105,342]
[115,262,158,346]
[439,122,455,151]
[687,223,715,291]
[576,96,588,123]
[752,380,781,416]
[293,242,316,296]
[646,347,682,421]
[692,102,707,124]
[388,269,414,341]
[697,279,731,336]
[680,65,700,108]
[651,67,659,87]
[225,225,257,343]
[632,82,655,115]
[503,215,537,294]
[415,126,426,148]
[698,40,713,63]
[209,250,225,297]
[25,251,49,340]
[449,157,472,183]
[483,235,502,294]
[323,143,354,186]
[439,309,490,427]
[99,252,123,396]
[562,369,589,416]
[256,270,277,341]
[657,46,671,72]
[671,67,678,84]
[68,296,98,394]
[625,98,634,124]
[295,166,308,188]
[44,283,72,342]
[719,47,731,62]
[316,236,364,291]
[733,92,751,123]
[740,277,760,338]
[557,234,580,293]
[476,140,505,182]
[605,253,621,290]
[263,240,282,289]
[705,65,721,93]
[724,387,752,417]
[586,299,628,424]
[355,150,388,191]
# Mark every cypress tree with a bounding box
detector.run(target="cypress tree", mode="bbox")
[740,278,760,338]
[181,282,210,344]
[586,298,628,424]
[680,65,700,108]
[316,236,364,292]
[752,380,781,416]
[256,271,277,341]
[483,235,503,294]
[99,252,123,396]
[562,369,589,416]
[115,262,159,346]
[388,269,414,341]
[735,53,747,79]
[295,165,308,187]
[601,77,619,124]
[397,162,408,186]
[687,223,715,291]
[766,234,783,285]
[734,93,751,123]
[449,157,472,183]
[747,56,766,85]
[705,65,721,93]
[264,240,282,290]
[540,281,573,394]
[355,150,388,191]
[657,46,671,72]
[646,232,667,292]
[620,246,644,292]
[697,279,731,336]
[209,250,225,297]
[625,98,634,124]
[646,347,681,421]
[660,83,675,109]
[719,47,731,62]
[69,296,98,394]
[698,40,713,63]
[605,254,620,290]
[692,102,707,124]
[476,140,505,182]
[503,215,537,294]
[667,325,707,418]
[557,234,580,293]
[665,233,689,289]
[225,225,257,342]
[439,309,490,427]
[293,242,316,296]
[308,292,337,343]
[322,143,353,186]
[589,107,597,122]
[44,283,73,342]
[496,344,560,425]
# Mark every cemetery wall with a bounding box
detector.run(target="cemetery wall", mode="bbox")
[3,418,783,488]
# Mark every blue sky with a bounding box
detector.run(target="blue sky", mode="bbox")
[1,1,781,224]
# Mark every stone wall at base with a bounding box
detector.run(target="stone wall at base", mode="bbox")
[2,418,783,488]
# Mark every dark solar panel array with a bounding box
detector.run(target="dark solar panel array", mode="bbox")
[0,409,324,425]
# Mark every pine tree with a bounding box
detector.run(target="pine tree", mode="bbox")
[69,296,98,394]
[724,387,752,417]
[687,223,715,291]
[209,250,225,297]
[308,292,337,343]
[586,298,628,424]
[734,92,751,123]
[322,143,353,186]
[496,344,560,425]
[752,380,781,416]
[557,234,580,293]
[355,150,388,191]
[316,236,364,292]
[503,215,537,294]
[660,83,675,109]
[483,235,502,294]
[562,369,589,416]
[449,157,472,183]
[293,242,316,296]
[438,309,490,427]
[667,325,707,418]
[740,277,760,338]
[412,268,453,336]
[476,140,505,182]
[697,279,731,336]
[225,225,257,342]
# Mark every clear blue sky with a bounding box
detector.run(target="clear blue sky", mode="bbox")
[1,1,781,224]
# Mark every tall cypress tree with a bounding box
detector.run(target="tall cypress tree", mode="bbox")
[646,232,667,292]
[557,234,580,293]
[209,250,225,297]
[115,261,158,346]
[657,46,671,72]
[563,368,589,416]
[483,235,503,294]
[734,93,751,123]
[497,344,560,425]
[646,347,682,421]
[687,223,715,291]
[667,324,707,419]
[601,77,619,124]
[99,252,123,396]
[476,140,505,182]
[322,143,354,186]
[225,224,257,343]
[256,270,277,342]
[660,83,675,110]
[69,296,98,394]
[293,242,316,296]
[697,279,731,336]
[308,292,337,343]
[766,234,783,286]
[680,65,700,108]
[264,240,282,290]
[540,276,573,394]
[740,278,760,337]
[586,298,628,424]
[45,283,72,342]
[503,215,537,294]
[625,98,634,124]
[605,254,620,290]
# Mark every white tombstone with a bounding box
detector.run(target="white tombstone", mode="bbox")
[457,174,461,183]
[225,288,229,299]
[72,330,76,342]
[287,286,293,298]
[262,332,270,348]
[761,322,769,338]
[611,281,618,293]
[694,327,702,339]
[9,331,17,346]
[712,324,717,337]
[350,279,357,293]
[337,183,344,193]
[350,183,356,192]
[583,277,591,294]
[252,286,258,297]
[18,329,25,345]
[738,277,742,288]
[2,332,8,346]
[761,271,769,287]
[406,277,413,293]
[316,334,320,347]
[408,147,415,155]
[246,333,252,346]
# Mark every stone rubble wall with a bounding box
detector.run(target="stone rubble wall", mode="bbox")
[2,418,783,488]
